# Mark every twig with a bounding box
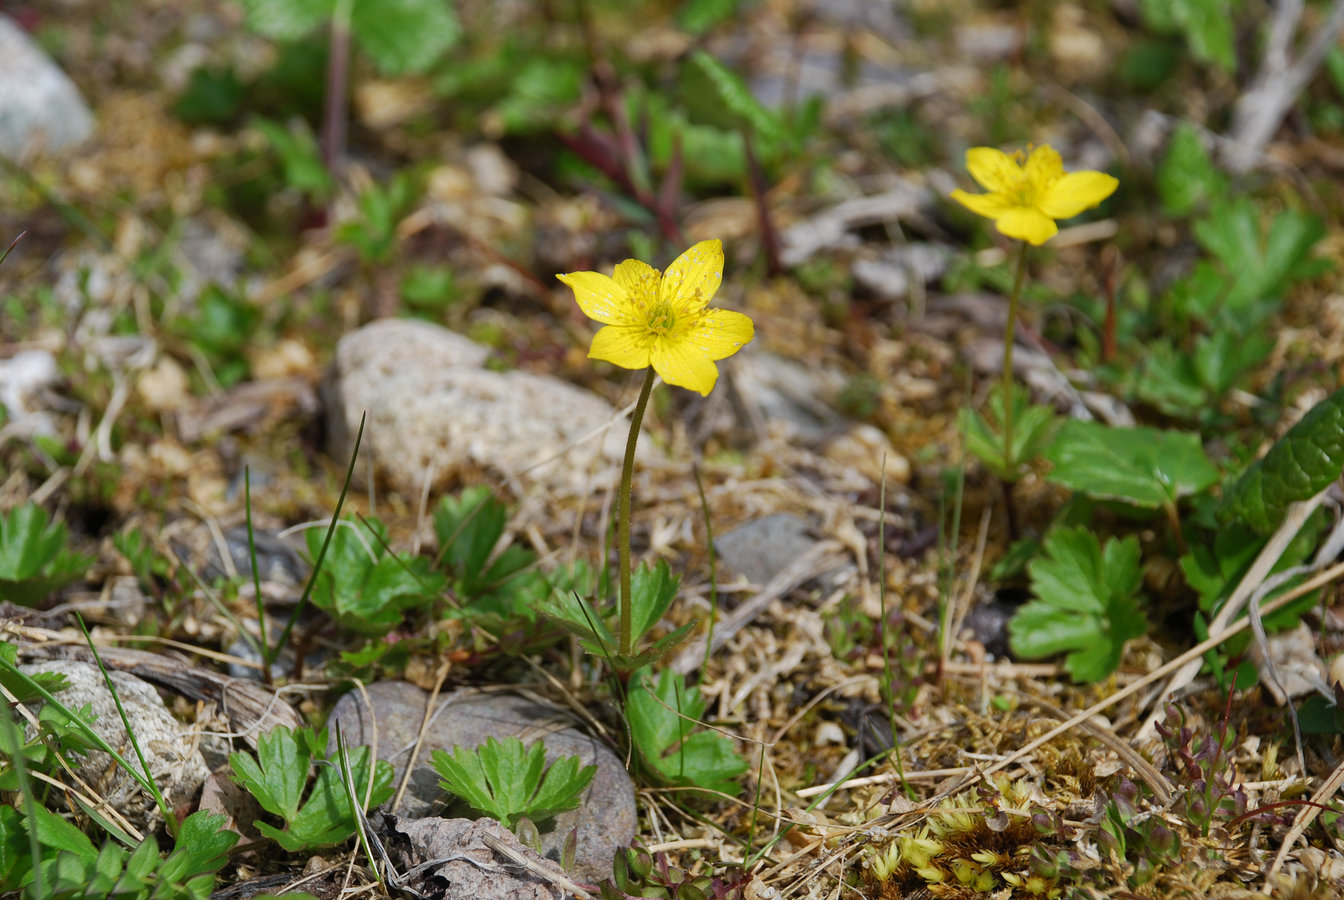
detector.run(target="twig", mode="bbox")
[1227,0,1344,172]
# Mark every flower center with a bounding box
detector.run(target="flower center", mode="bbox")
[646,300,676,336]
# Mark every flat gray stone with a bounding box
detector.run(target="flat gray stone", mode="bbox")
[714,513,821,585]
[18,660,209,827]
[327,682,635,884]
[323,320,632,495]
[0,15,94,160]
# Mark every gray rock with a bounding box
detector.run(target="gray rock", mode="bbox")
[323,320,632,496]
[714,514,821,586]
[734,352,843,442]
[380,814,573,899]
[327,682,636,884]
[18,660,209,826]
[0,15,94,160]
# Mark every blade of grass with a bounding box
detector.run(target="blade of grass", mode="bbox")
[75,614,174,832]
[243,467,271,685]
[276,412,367,659]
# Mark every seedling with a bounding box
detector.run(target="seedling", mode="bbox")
[229,725,393,852]
[430,736,596,831]
[0,504,93,606]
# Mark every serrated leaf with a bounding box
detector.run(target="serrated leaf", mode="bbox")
[231,726,392,852]
[306,517,443,635]
[350,0,459,75]
[1046,420,1218,509]
[629,561,680,643]
[959,385,1058,481]
[1221,386,1344,532]
[1193,199,1325,313]
[158,811,238,884]
[230,726,313,822]
[626,669,747,796]
[684,51,784,146]
[1009,526,1148,683]
[238,0,334,40]
[0,504,91,606]
[1156,122,1226,217]
[1138,0,1239,71]
[431,736,595,829]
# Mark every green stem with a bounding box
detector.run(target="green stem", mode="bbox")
[1000,242,1030,474]
[618,368,657,658]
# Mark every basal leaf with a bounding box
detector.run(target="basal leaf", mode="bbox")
[431,737,594,829]
[626,669,746,796]
[1009,526,1147,683]
[238,0,334,40]
[684,51,784,147]
[350,0,459,76]
[1155,122,1226,217]
[1046,420,1218,509]
[1221,386,1344,532]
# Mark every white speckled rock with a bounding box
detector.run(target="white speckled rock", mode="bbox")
[324,319,634,495]
[18,661,209,827]
[0,16,94,160]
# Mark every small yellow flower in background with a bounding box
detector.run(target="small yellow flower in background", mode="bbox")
[559,239,754,396]
[950,145,1118,246]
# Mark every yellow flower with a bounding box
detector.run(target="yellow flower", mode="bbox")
[950,145,1118,246]
[559,239,754,396]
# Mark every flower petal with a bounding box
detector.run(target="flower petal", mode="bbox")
[1038,171,1119,219]
[682,309,754,362]
[965,147,1022,193]
[951,189,1016,221]
[650,337,720,396]
[660,239,723,315]
[995,207,1058,245]
[612,258,661,312]
[559,271,631,325]
[1023,145,1063,197]
[589,324,652,370]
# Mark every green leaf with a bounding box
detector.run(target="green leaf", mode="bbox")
[1009,526,1148,682]
[1156,122,1227,217]
[0,504,91,605]
[629,562,681,645]
[430,736,596,830]
[238,0,334,40]
[1192,200,1326,314]
[1221,386,1344,532]
[230,726,393,852]
[350,0,459,76]
[959,384,1058,481]
[1046,420,1218,509]
[684,51,785,147]
[305,517,444,635]
[158,811,238,884]
[0,805,29,890]
[626,669,747,796]
[1137,0,1239,72]
[432,489,546,622]
[0,642,68,704]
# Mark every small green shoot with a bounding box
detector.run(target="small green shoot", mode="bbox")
[541,562,694,675]
[430,736,596,830]
[958,384,1057,482]
[1008,526,1147,683]
[228,726,393,852]
[0,504,93,606]
[626,668,747,796]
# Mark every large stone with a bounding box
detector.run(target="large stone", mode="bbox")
[18,660,210,827]
[327,682,636,884]
[323,319,630,495]
[0,15,94,160]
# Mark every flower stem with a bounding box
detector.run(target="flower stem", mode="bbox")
[618,368,657,658]
[1000,242,1030,475]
